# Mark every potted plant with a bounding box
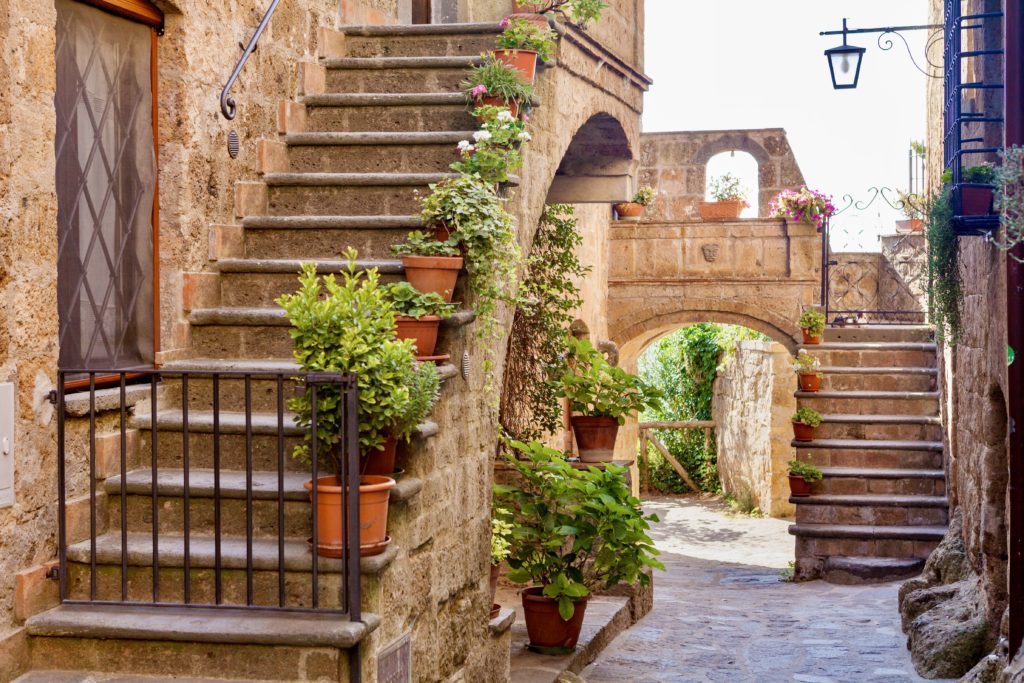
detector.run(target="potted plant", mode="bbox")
[451,105,529,185]
[798,308,826,345]
[793,350,823,392]
[791,407,822,442]
[495,18,557,83]
[490,510,514,619]
[392,231,463,303]
[957,165,997,216]
[462,54,534,120]
[494,439,662,653]
[699,173,749,220]
[769,187,836,232]
[510,0,608,28]
[613,185,656,220]
[383,281,456,358]
[554,337,662,462]
[787,459,823,497]
[896,191,925,233]
[276,252,414,556]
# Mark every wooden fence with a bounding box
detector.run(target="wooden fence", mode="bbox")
[637,421,715,493]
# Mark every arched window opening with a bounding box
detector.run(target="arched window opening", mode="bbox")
[705,151,759,218]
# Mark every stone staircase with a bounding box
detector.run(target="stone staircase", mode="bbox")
[18,22,509,683]
[789,326,947,584]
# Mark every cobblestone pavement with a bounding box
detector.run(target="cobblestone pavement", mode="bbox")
[581,496,946,683]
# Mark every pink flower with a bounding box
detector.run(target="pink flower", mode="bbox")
[471,84,488,98]
[500,17,510,27]
[522,113,530,122]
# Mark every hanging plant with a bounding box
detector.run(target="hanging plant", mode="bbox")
[926,189,962,343]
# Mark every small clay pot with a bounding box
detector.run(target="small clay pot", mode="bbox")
[798,373,822,392]
[792,421,816,442]
[788,475,813,497]
[570,415,619,463]
[521,587,589,651]
[614,202,644,220]
[395,316,442,357]
[304,475,396,553]
[362,436,398,476]
[801,329,822,345]
[401,255,463,303]
[698,199,745,220]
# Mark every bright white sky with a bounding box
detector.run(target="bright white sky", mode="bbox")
[643,0,931,251]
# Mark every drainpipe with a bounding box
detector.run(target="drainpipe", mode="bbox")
[1004,0,1023,661]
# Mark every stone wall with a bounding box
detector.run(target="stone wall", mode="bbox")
[638,129,806,223]
[713,340,796,518]
[827,236,927,321]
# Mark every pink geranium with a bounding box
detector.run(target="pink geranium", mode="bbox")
[769,187,836,232]
[471,84,489,98]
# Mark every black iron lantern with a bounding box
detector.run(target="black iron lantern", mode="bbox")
[824,20,866,89]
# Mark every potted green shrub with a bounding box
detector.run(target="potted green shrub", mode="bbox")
[798,308,826,345]
[699,173,749,220]
[276,252,416,556]
[494,439,662,653]
[791,407,822,442]
[896,191,925,233]
[944,165,997,216]
[462,54,534,119]
[490,510,514,618]
[391,231,463,303]
[495,17,557,83]
[451,105,529,185]
[793,350,823,392]
[383,281,456,359]
[613,185,656,220]
[554,337,662,462]
[788,459,823,497]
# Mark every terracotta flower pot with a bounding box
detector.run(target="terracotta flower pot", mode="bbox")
[961,185,995,216]
[495,48,539,83]
[792,421,816,442]
[698,199,745,220]
[798,373,822,392]
[788,474,813,497]
[401,255,463,303]
[362,436,398,476]
[431,222,454,243]
[570,415,619,463]
[304,474,396,555]
[476,96,519,120]
[395,316,441,356]
[614,202,645,220]
[801,329,822,345]
[895,218,925,233]
[521,587,589,651]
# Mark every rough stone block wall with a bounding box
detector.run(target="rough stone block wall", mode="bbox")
[712,340,795,517]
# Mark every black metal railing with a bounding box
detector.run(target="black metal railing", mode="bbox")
[220,0,283,120]
[55,368,360,617]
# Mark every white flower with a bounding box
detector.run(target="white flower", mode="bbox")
[517,130,532,142]
[496,110,515,122]
[457,140,473,152]
[473,130,493,142]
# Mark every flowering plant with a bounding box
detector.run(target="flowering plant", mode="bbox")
[461,54,534,106]
[631,185,656,206]
[708,173,748,202]
[792,350,822,377]
[522,0,608,28]
[769,187,836,231]
[497,17,558,63]
[451,105,529,184]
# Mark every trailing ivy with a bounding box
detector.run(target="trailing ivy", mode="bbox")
[499,204,590,441]
[926,189,962,343]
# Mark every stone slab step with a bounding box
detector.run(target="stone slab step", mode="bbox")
[788,523,947,541]
[26,603,378,648]
[790,494,948,508]
[796,390,939,400]
[820,366,937,375]
[821,414,941,425]
[14,672,257,683]
[284,135,466,174]
[815,467,946,497]
[263,171,461,186]
[132,409,439,440]
[303,92,466,107]
[188,306,475,328]
[305,99,476,133]
[238,215,424,259]
[341,22,503,36]
[323,56,482,70]
[819,466,945,479]
[287,130,472,146]
[822,556,926,584]
[791,438,943,451]
[799,341,936,351]
[242,214,422,229]
[216,257,403,274]
[322,56,481,94]
[338,23,502,59]
[822,325,934,344]
[162,357,459,383]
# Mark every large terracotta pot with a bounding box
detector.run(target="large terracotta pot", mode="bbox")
[570,415,619,463]
[402,255,463,303]
[613,202,644,220]
[495,48,538,83]
[798,373,822,392]
[698,199,745,220]
[521,587,589,651]
[395,316,441,356]
[362,436,398,476]
[304,474,396,555]
[788,475,813,497]
[792,422,816,442]
[801,329,822,345]
[476,96,519,120]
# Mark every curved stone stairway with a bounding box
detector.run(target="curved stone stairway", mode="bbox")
[18,22,508,683]
[789,326,947,584]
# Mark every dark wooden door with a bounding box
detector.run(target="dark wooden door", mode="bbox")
[412,0,431,24]
[55,0,162,374]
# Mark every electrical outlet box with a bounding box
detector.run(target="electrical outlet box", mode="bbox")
[0,384,12,508]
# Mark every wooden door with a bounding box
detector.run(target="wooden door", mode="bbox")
[412,0,431,24]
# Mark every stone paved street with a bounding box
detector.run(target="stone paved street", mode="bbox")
[582,496,947,683]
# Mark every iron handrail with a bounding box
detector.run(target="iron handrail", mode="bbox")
[220,0,282,120]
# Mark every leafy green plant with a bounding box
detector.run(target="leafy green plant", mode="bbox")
[792,407,822,428]
[926,189,962,343]
[491,509,514,565]
[500,205,590,441]
[555,337,662,423]
[390,231,460,258]
[527,0,608,28]
[631,185,656,206]
[788,459,823,482]
[709,173,747,202]
[792,350,822,377]
[383,282,456,319]
[990,146,1024,261]
[941,164,996,185]
[798,309,826,336]
[896,190,925,220]
[497,17,558,62]
[276,251,418,466]
[725,490,763,518]
[451,105,528,185]
[494,439,663,619]
[394,360,441,443]
[462,54,534,106]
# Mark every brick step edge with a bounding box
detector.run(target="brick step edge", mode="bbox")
[788,523,947,541]
[788,494,948,508]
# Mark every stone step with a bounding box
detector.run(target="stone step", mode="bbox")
[795,390,939,417]
[239,214,422,260]
[285,131,470,174]
[790,523,946,575]
[817,366,937,392]
[25,603,375,680]
[816,466,946,497]
[815,413,942,441]
[264,171,462,216]
[796,344,936,369]
[793,494,949,526]
[821,556,927,584]
[338,22,502,59]
[822,325,935,344]
[13,672,258,683]
[798,445,943,471]
[323,56,482,93]
[791,438,943,452]
[303,93,476,133]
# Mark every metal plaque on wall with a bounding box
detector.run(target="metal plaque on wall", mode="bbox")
[378,632,412,683]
